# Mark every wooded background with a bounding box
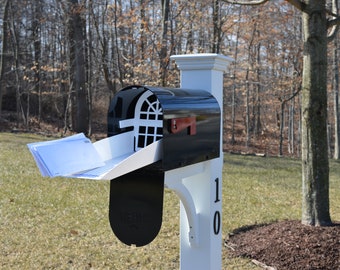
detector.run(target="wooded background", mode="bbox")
[0,0,339,158]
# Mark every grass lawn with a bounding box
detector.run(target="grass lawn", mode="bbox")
[1,132,339,269]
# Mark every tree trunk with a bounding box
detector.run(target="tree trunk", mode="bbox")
[279,101,285,156]
[279,88,301,156]
[231,6,241,145]
[8,1,25,125]
[245,68,250,148]
[113,0,124,90]
[86,0,92,136]
[90,1,115,94]
[140,0,147,60]
[212,0,221,53]
[68,0,89,134]
[288,98,295,155]
[32,0,42,123]
[301,0,331,226]
[0,0,10,116]
[159,0,170,86]
[245,21,257,148]
[254,42,262,136]
[333,33,339,159]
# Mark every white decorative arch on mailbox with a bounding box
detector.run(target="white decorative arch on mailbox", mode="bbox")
[134,90,163,150]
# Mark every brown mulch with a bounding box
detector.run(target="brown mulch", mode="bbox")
[225,220,340,270]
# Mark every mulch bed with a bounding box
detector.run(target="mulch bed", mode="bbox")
[225,220,340,270]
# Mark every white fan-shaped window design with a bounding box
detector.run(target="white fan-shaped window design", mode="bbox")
[134,90,163,151]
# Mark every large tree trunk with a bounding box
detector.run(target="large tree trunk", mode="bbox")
[68,0,89,134]
[301,0,331,226]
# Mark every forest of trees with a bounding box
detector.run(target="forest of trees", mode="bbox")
[0,0,339,158]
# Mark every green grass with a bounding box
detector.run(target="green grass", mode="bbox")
[1,132,339,269]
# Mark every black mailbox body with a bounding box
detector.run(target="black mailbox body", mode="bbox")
[108,85,221,170]
[108,85,220,246]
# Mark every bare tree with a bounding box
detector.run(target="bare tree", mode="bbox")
[8,1,26,125]
[67,0,89,134]
[222,0,340,226]
[32,0,42,123]
[278,87,301,156]
[1,0,336,162]
[90,0,115,94]
[212,0,222,53]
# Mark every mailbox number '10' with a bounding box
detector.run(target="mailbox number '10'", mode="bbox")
[213,178,221,235]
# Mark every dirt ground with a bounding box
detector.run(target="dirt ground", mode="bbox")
[225,220,340,270]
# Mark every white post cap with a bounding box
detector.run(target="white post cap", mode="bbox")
[170,53,233,72]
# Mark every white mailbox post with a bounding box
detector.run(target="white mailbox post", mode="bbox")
[165,54,232,270]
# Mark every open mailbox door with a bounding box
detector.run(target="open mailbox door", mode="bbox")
[107,85,220,246]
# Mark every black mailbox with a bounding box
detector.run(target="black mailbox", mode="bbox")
[108,85,220,246]
[108,85,220,170]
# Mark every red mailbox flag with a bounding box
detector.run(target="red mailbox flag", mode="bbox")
[170,117,196,135]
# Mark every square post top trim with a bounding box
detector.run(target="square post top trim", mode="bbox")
[170,53,233,72]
